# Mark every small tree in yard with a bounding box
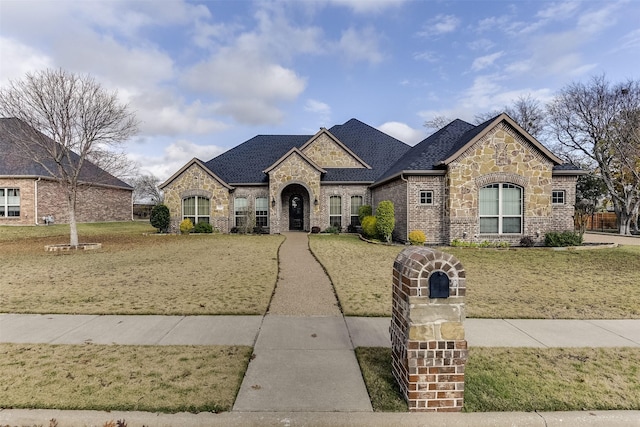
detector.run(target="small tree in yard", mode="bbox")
[0,68,138,246]
[375,200,395,243]
[150,204,170,233]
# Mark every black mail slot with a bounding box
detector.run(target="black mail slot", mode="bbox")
[429,271,450,298]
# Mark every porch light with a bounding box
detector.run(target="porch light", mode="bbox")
[272,197,276,207]
[314,198,318,205]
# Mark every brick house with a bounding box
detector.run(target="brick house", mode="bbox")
[0,118,133,226]
[160,114,584,245]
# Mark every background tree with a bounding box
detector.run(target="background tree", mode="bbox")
[547,75,640,235]
[474,94,546,138]
[574,172,608,235]
[423,115,454,136]
[0,68,138,246]
[131,173,164,205]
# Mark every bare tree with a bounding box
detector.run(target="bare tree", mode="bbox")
[131,173,164,205]
[423,115,454,135]
[475,95,546,138]
[547,75,640,235]
[0,68,138,246]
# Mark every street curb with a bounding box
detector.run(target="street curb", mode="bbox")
[1,409,639,427]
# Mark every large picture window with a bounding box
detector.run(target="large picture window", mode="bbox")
[329,195,342,228]
[255,197,268,227]
[0,188,20,217]
[350,195,363,226]
[479,183,522,234]
[183,196,210,224]
[234,197,248,227]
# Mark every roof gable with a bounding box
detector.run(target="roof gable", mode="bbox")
[440,113,563,165]
[159,157,232,190]
[263,147,327,175]
[300,128,371,169]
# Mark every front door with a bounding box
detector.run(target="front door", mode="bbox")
[289,195,304,230]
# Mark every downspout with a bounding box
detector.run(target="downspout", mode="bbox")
[400,173,409,242]
[34,178,41,225]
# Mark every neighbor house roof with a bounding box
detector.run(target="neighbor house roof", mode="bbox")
[203,118,412,185]
[0,117,133,190]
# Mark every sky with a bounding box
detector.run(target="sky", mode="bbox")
[1,0,639,181]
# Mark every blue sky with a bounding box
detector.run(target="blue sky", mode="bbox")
[1,0,639,180]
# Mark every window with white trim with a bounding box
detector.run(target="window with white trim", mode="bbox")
[552,190,565,205]
[0,188,20,217]
[255,197,268,227]
[182,196,210,224]
[479,183,522,234]
[235,197,247,227]
[420,190,433,205]
[329,196,342,228]
[350,195,363,226]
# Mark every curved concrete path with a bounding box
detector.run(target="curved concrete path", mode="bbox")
[233,232,372,412]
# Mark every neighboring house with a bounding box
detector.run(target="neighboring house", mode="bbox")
[160,114,584,245]
[0,118,133,226]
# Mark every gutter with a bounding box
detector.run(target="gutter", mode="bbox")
[371,170,446,189]
[400,173,409,241]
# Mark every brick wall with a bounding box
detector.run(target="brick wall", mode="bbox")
[407,175,447,245]
[391,247,468,412]
[319,184,369,232]
[372,179,407,241]
[0,178,35,225]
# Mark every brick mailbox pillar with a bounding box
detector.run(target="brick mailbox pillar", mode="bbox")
[390,247,468,412]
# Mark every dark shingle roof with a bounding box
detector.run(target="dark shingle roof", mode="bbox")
[0,118,132,189]
[204,118,411,184]
[376,119,476,181]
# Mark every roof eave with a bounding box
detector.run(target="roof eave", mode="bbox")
[159,158,233,190]
[371,170,446,188]
[552,168,589,176]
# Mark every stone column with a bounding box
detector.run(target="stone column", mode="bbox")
[390,246,468,412]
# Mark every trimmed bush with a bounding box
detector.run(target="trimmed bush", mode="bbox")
[408,230,426,246]
[323,226,340,234]
[375,200,395,243]
[358,205,372,224]
[361,215,377,239]
[180,218,194,234]
[545,231,583,247]
[150,204,170,233]
[520,236,535,247]
[194,221,213,234]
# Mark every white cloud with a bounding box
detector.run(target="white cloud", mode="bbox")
[471,51,504,71]
[0,37,53,83]
[413,51,439,63]
[131,139,226,181]
[304,99,332,126]
[616,28,640,52]
[328,0,406,14]
[378,122,425,145]
[417,14,460,38]
[338,27,385,64]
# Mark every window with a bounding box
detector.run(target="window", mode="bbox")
[479,183,522,234]
[234,197,247,227]
[552,190,565,205]
[350,195,363,226]
[0,188,20,217]
[420,190,433,205]
[182,196,210,224]
[255,197,268,227]
[329,196,342,228]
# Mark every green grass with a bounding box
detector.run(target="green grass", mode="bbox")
[0,343,252,413]
[356,347,640,412]
[310,234,640,319]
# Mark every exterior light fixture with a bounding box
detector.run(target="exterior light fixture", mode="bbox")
[314,198,318,205]
[272,197,276,207]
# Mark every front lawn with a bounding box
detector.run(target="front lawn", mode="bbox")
[309,234,640,319]
[0,222,284,315]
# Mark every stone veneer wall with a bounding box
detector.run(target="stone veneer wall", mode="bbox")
[301,133,364,168]
[391,247,468,412]
[163,164,231,233]
[447,123,555,245]
[371,179,407,241]
[0,178,132,225]
[407,175,447,245]
[267,153,321,234]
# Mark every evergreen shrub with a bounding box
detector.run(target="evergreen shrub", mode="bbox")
[408,230,426,245]
[361,215,377,239]
[375,200,395,243]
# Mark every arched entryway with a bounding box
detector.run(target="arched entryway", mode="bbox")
[280,183,311,231]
